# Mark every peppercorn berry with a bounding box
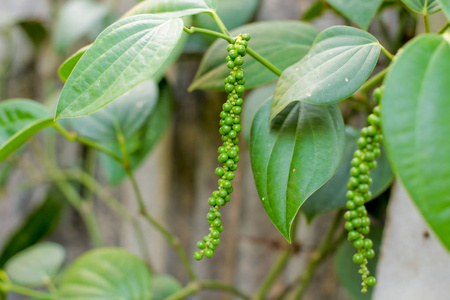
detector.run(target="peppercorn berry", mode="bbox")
[195,34,250,260]
[344,87,384,292]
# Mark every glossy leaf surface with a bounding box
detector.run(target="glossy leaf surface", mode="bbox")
[124,0,216,17]
[382,34,450,251]
[271,26,380,120]
[5,242,65,287]
[250,98,345,241]
[58,45,89,82]
[58,248,152,299]
[99,80,174,185]
[55,15,183,119]
[326,0,384,29]
[0,99,53,162]
[189,21,318,91]
[302,126,393,222]
[401,0,441,14]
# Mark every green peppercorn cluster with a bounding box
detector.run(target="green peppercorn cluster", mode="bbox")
[194,33,250,261]
[344,87,384,292]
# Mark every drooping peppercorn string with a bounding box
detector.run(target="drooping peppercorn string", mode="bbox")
[194,33,250,260]
[344,87,384,292]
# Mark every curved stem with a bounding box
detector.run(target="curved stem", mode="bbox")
[253,215,301,299]
[0,282,53,300]
[246,47,282,77]
[182,27,282,77]
[358,67,390,95]
[53,122,123,163]
[423,15,430,33]
[210,11,230,36]
[291,210,344,300]
[438,23,449,34]
[183,26,233,43]
[380,46,394,60]
[125,168,197,281]
[165,280,250,300]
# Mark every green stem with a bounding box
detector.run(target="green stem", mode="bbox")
[183,26,233,43]
[53,122,123,163]
[253,215,301,299]
[210,11,230,36]
[358,67,390,95]
[246,47,282,77]
[380,46,394,60]
[423,15,430,33]
[53,176,104,247]
[63,169,152,266]
[1,283,53,299]
[165,281,250,300]
[182,27,282,77]
[291,210,344,300]
[126,168,197,281]
[438,23,450,34]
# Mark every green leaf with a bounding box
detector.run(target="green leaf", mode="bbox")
[58,45,89,83]
[18,20,48,47]
[335,225,383,299]
[242,82,277,144]
[400,0,441,14]
[250,98,345,241]
[54,0,109,54]
[57,248,152,300]
[302,126,393,222]
[55,14,184,119]
[326,0,383,29]
[0,188,66,267]
[61,79,159,148]
[99,80,174,185]
[0,99,53,163]
[437,0,450,20]
[124,0,216,17]
[151,274,182,300]
[271,26,381,120]
[5,242,65,287]
[196,0,260,31]
[302,0,325,21]
[382,34,450,251]
[189,21,319,91]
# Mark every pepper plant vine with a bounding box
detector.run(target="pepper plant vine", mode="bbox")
[0,0,449,299]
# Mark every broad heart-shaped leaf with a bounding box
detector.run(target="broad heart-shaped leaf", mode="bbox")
[0,187,66,267]
[196,0,260,31]
[5,242,65,287]
[382,34,450,251]
[99,80,174,185]
[55,14,183,119]
[335,225,383,300]
[326,0,384,29]
[0,99,53,163]
[57,248,152,300]
[401,0,441,14]
[54,0,109,54]
[301,126,393,222]
[61,79,159,148]
[438,0,450,20]
[123,0,216,17]
[242,82,277,144]
[250,98,345,241]
[151,274,182,300]
[189,21,319,91]
[58,45,89,82]
[271,26,381,120]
